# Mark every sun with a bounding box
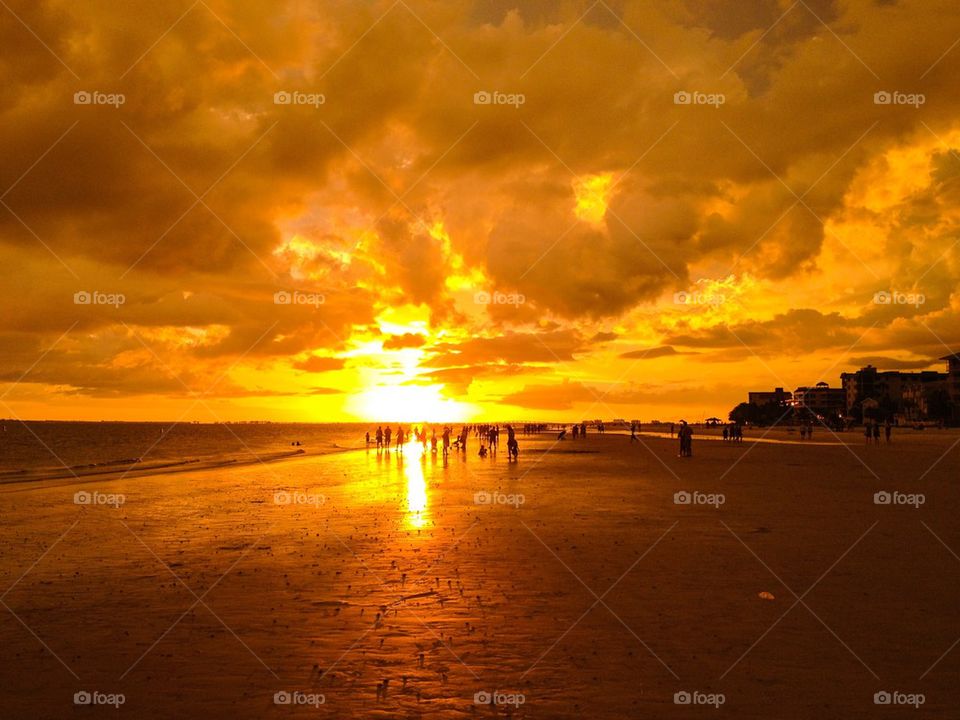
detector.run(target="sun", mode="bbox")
[350,384,472,423]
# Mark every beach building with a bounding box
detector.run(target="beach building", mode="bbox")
[791,382,846,418]
[747,387,792,407]
[840,364,949,421]
[940,353,960,422]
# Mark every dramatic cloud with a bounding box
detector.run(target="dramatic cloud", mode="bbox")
[2,0,960,420]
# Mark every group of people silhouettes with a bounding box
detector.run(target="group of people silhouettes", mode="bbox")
[864,419,893,445]
[721,423,743,442]
[366,423,520,461]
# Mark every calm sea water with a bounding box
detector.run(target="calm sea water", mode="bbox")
[0,421,375,482]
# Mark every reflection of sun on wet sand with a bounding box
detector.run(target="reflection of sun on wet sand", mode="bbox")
[1,430,959,718]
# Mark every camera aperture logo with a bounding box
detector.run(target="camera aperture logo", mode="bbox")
[274,491,325,507]
[674,90,725,108]
[274,290,324,307]
[74,290,125,308]
[674,490,725,509]
[473,90,525,108]
[874,690,925,708]
[74,490,125,508]
[274,690,325,707]
[74,690,125,707]
[874,91,925,108]
[872,290,924,308]
[474,290,525,307]
[873,490,924,509]
[474,690,525,707]
[274,91,325,108]
[674,690,725,708]
[74,91,125,108]
[673,290,725,306]
[474,490,525,508]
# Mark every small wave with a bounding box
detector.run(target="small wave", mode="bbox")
[0,449,306,487]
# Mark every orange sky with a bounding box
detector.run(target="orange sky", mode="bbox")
[2,0,960,423]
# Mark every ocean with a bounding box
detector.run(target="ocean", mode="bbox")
[0,421,376,483]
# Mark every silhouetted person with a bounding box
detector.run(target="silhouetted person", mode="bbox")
[678,421,693,457]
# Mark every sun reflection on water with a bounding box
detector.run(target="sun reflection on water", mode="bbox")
[399,439,429,528]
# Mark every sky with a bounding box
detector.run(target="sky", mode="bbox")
[1,0,960,423]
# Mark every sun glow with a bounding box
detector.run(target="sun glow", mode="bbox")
[574,172,614,224]
[350,384,471,423]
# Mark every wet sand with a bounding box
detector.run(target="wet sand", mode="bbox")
[0,430,958,718]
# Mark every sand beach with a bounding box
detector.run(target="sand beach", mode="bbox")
[0,429,958,718]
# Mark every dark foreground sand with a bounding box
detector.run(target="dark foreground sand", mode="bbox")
[0,430,958,718]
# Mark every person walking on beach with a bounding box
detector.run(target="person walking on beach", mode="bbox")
[396,426,404,452]
[678,421,692,457]
[630,422,638,442]
[506,424,519,461]
[431,428,438,454]
[384,426,392,448]
[572,423,579,440]
[442,426,450,457]
[376,426,383,449]
[885,419,892,444]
